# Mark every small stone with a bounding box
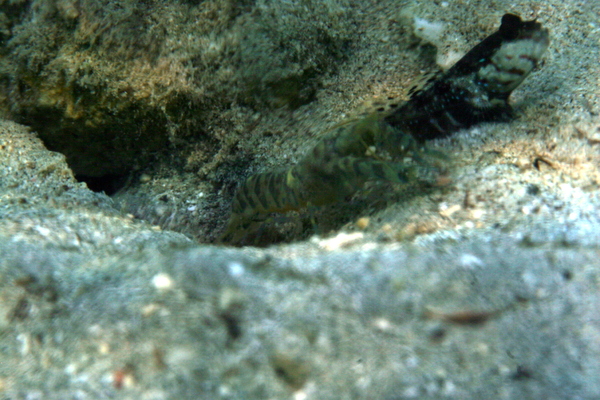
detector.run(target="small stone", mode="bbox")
[318,232,363,251]
[439,204,461,218]
[356,217,370,230]
[152,273,174,291]
[139,174,152,183]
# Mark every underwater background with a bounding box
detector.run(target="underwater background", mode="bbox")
[0,0,599,398]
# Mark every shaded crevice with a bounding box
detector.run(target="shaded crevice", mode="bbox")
[75,173,130,195]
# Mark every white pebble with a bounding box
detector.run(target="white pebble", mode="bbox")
[227,262,245,277]
[152,273,174,290]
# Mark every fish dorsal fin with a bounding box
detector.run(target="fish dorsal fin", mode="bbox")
[355,93,405,118]
[407,69,444,100]
[351,69,444,119]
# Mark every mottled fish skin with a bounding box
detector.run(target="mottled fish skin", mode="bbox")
[385,14,550,140]
[220,115,424,244]
[220,14,549,245]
